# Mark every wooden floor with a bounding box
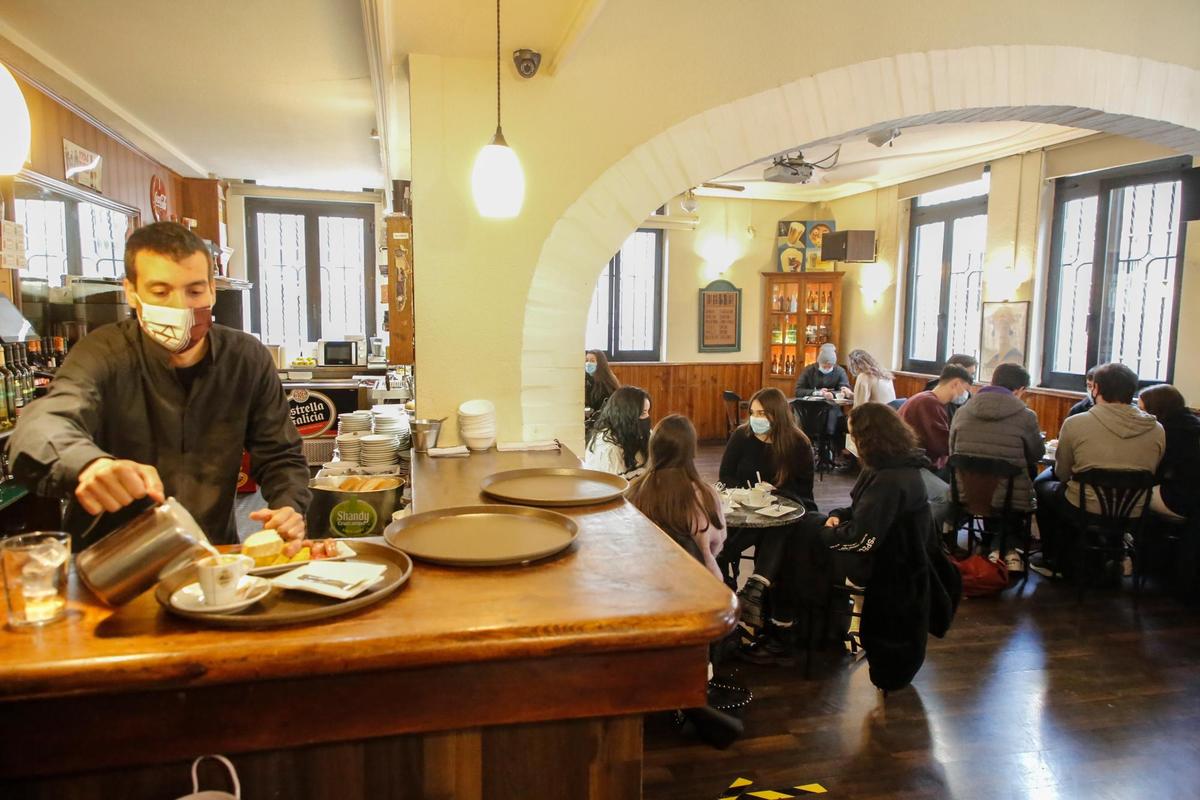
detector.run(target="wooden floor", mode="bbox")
[644,445,1200,800]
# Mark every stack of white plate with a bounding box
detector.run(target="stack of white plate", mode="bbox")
[338,411,372,436]
[359,434,399,466]
[458,399,496,451]
[335,433,362,463]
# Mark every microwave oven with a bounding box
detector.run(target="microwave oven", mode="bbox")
[318,340,359,366]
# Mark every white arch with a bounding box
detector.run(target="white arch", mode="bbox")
[521,45,1200,445]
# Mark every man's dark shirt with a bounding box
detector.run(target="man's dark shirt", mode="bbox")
[8,319,311,545]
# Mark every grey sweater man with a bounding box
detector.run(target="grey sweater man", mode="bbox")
[949,386,1044,510]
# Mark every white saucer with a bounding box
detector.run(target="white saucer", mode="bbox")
[738,494,776,509]
[169,576,272,614]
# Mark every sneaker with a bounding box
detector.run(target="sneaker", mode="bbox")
[1004,551,1025,572]
[736,624,796,665]
[988,550,1002,564]
[736,575,769,629]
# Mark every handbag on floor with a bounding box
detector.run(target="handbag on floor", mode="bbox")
[952,553,1008,597]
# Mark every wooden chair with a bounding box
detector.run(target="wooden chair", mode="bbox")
[722,390,748,439]
[790,398,836,479]
[1071,468,1155,600]
[947,454,1034,584]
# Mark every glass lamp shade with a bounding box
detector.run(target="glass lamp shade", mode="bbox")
[471,128,524,218]
[0,63,32,175]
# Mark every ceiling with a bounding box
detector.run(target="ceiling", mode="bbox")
[0,1,1098,199]
[0,0,384,191]
[700,122,1093,202]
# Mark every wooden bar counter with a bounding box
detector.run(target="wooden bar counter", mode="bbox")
[0,447,736,799]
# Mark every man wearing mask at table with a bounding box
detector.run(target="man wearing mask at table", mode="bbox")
[794,343,854,460]
[9,222,310,547]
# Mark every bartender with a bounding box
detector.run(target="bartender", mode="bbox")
[8,221,310,546]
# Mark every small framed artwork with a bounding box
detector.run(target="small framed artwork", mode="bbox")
[775,219,807,272]
[980,301,1030,382]
[699,279,741,352]
[803,220,836,272]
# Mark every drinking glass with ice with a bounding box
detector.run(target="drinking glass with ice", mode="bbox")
[1,532,71,627]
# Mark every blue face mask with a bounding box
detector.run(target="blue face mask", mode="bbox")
[585,362,597,376]
[750,417,771,435]
[819,365,834,375]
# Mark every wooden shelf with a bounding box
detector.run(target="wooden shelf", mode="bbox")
[760,272,843,387]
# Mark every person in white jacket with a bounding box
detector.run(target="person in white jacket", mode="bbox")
[846,349,896,458]
[583,385,651,479]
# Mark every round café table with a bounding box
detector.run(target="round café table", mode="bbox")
[718,497,809,589]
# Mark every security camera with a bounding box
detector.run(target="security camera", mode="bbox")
[513,49,541,78]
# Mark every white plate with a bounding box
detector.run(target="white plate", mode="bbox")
[247,540,357,576]
[170,575,271,614]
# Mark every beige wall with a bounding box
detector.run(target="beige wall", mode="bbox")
[816,137,1200,401]
[406,3,1200,445]
[661,197,814,363]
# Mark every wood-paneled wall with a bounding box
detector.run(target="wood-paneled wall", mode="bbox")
[610,362,763,441]
[12,72,185,224]
[893,371,1081,437]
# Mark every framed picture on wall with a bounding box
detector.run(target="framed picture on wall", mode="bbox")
[980,301,1030,382]
[775,219,807,272]
[698,279,741,352]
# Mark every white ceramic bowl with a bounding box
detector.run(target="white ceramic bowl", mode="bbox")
[458,399,496,417]
[462,435,495,451]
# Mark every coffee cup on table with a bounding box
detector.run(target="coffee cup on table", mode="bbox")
[195,554,253,606]
[747,488,769,506]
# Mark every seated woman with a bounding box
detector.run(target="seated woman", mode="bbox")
[584,385,651,480]
[845,348,896,461]
[584,349,621,431]
[1138,384,1200,522]
[718,387,818,635]
[821,403,960,692]
[627,414,726,581]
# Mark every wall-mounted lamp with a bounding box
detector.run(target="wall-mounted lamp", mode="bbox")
[858,262,892,305]
[0,63,32,175]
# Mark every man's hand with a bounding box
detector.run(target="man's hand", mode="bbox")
[825,516,840,527]
[821,388,835,400]
[249,506,305,540]
[840,386,854,399]
[76,458,164,515]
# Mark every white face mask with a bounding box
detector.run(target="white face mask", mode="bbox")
[818,364,834,375]
[136,297,212,353]
[953,391,970,405]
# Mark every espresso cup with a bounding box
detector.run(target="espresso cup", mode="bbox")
[747,488,769,506]
[196,554,253,606]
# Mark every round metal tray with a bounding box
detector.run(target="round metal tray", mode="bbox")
[385,504,578,567]
[479,467,628,507]
[155,541,412,628]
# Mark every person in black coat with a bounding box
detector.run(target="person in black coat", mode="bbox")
[821,402,962,692]
[1065,366,1098,420]
[1138,384,1200,520]
[794,343,853,457]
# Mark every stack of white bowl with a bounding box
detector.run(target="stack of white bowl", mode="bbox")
[359,434,400,466]
[458,399,496,451]
[335,434,362,464]
[338,411,372,436]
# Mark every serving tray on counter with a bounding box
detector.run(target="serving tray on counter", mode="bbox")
[479,467,628,507]
[155,541,412,628]
[385,504,578,566]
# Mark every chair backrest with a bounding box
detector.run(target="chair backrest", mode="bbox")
[948,454,1022,516]
[790,398,830,440]
[722,390,742,434]
[1073,468,1155,532]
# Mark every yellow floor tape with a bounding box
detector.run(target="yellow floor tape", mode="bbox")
[718,777,828,798]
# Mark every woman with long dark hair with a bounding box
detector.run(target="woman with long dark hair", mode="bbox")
[821,402,961,692]
[585,350,621,413]
[1138,384,1199,521]
[584,385,651,479]
[718,387,818,638]
[628,415,726,580]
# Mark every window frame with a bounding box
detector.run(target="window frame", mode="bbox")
[1041,156,1191,390]
[244,197,376,345]
[13,170,139,285]
[901,192,989,373]
[590,227,665,363]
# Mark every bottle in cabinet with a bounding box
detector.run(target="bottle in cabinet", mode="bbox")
[0,345,12,429]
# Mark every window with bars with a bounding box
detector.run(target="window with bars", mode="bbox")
[1042,157,1189,389]
[244,198,375,358]
[902,174,989,373]
[585,228,665,362]
[13,179,135,286]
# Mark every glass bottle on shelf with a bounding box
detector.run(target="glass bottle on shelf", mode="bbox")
[53,336,68,366]
[0,345,12,430]
[771,321,782,344]
[789,293,798,313]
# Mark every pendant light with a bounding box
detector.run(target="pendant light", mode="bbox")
[0,63,32,175]
[471,0,524,218]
